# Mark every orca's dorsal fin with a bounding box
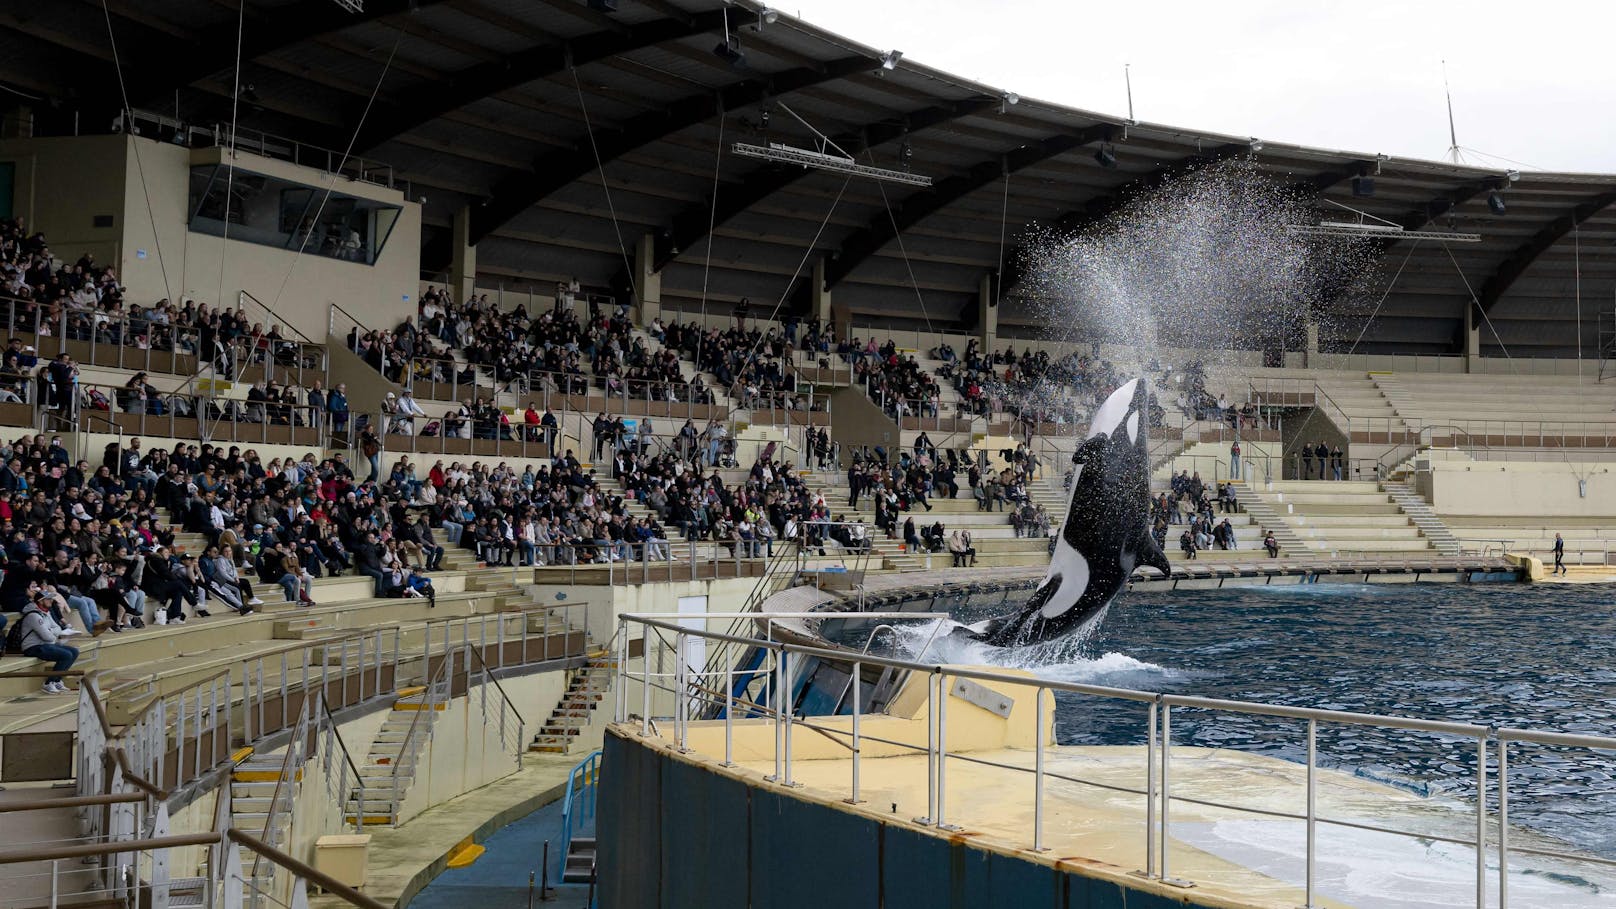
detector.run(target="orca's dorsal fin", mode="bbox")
[1136,526,1172,576]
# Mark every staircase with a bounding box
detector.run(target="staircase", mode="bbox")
[1382,481,1462,555]
[1226,481,1309,554]
[229,755,296,898]
[530,654,616,754]
[346,682,447,826]
[1369,373,1420,425]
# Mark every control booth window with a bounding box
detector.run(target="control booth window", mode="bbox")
[188,165,401,265]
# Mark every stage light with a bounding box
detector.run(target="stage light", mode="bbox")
[713,35,746,68]
[880,50,903,70]
[1488,192,1506,215]
[999,91,1019,114]
[1249,138,1264,152]
[732,142,932,186]
[1094,144,1117,169]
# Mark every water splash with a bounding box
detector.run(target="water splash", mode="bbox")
[1013,159,1380,390]
[884,618,1184,689]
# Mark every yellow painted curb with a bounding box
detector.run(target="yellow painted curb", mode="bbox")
[394,686,427,698]
[393,703,447,711]
[233,769,302,783]
[230,747,255,764]
[445,837,484,869]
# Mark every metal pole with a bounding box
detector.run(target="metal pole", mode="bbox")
[937,671,956,830]
[1033,687,1046,851]
[1476,733,1487,909]
[1160,704,1171,880]
[1498,737,1509,909]
[723,646,735,767]
[1145,698,1157,878]
[674,631,687,750]
[1305,718,1316,909]
[847,660,862,804]
[639,632,651,737]
[915,669,937,826]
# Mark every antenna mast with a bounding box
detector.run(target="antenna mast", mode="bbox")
[1124,63,1135,122]
[1443,60,1463,164]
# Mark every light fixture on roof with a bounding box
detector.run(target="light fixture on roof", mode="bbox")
[1094,143,1118,169]
[880,50,903,70]
[1506,169,1520,183]
[999,91,1019,114]
[753,7,778,29]
[1287,221,1481,243]
[733,142,933,186]
[713,34,746,68]
[1248,138,1264,152]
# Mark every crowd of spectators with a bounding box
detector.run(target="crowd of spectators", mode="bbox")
[652,314,817,413]
[842,338,941,421]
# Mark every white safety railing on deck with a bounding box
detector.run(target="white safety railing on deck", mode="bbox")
[617,613,1616,909]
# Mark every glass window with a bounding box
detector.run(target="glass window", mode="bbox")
[187,164,401,265]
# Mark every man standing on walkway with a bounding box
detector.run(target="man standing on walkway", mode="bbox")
[1553,533,1567,575]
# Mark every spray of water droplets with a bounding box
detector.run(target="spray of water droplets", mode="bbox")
[1018,159,1381,370]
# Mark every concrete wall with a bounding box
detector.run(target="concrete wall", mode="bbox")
[598,729,1223,909]
[0,135,420,341]
[1427,460,1616,517]
[0,134,128,269]
[828,386,898,457]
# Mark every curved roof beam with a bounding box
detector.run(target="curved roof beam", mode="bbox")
[467,55,883,247]
[654,95,999,272]
[1476,189,1616,314]
[823,127,1112,290]
[351,9,732,153]
[995,141,1251,297]
[122,0,449,105]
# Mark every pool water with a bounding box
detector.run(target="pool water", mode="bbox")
[897,582,1616,860]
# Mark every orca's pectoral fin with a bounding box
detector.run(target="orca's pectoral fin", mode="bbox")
[1136,527,1173,576]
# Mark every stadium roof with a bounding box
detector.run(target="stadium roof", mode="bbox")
[5,0,1616,356]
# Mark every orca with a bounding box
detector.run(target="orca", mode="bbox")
[970,378,1171,647]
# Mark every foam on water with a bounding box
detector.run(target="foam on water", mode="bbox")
[1175,819,1614,908]
[886,619,1185,689]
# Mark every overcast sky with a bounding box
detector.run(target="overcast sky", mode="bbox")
[786,1,1616,174]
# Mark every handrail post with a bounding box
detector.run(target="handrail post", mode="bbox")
[1305,718,1317,908]
[1145,697,1157,878]
[846,660,861,803]
[1160,703,1172,879]
[1032,686,1046,851]
[1498,736,1510,909]
[1476,731,1487,909]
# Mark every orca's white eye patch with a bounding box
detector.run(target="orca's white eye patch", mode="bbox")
[1126,411,1139,443]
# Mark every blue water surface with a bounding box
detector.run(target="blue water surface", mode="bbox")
[933,582,1616,858]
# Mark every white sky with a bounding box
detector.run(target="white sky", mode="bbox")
[785,0,1616,174]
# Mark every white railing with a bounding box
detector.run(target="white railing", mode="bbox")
[616,613,1616,909]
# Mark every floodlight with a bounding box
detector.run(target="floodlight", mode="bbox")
[881,50,903,70]
[1488,192,1506,215]
[732,142,932,186]
[999,91,1019,114]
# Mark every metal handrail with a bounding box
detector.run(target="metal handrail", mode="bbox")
[238,289,315,344]
[557,750,602,883]
[620,613,1616,908]
[226,828,390,909]
[390,651,452,814]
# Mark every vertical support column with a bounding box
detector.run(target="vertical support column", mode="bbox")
[979,272,999,351]
[812,258,833,326]
[1464,302,1482,373]
[1304,318,1320,368]
[635,233,662,325]
[450,205,477,305]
